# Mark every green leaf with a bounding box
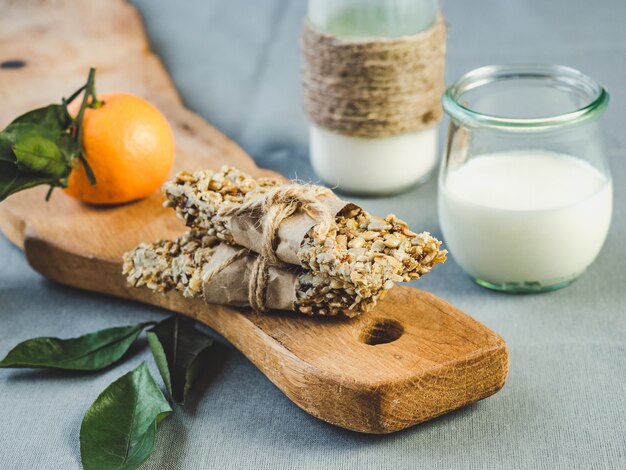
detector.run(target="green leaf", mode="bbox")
[0,132,16,163]
[0,105,72,152]
[0,322,152,371]
[6,104,72,130]
[0,105,76,201]
[12,134,68,177]
[147,315,213,404]
[0,160,54,201]
[80,362,172,470]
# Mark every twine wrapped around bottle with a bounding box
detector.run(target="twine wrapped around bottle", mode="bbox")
[301,12,446,138]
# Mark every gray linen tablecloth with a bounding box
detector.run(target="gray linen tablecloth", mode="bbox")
[1,0,624,468]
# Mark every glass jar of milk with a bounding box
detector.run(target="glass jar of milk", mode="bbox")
[438,64,612,292]
[307,0,440,195]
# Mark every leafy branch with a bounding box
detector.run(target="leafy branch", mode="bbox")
[0,67,101,202]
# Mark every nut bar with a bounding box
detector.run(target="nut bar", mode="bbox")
[123,232,385,317]
[122,229,218,298]
[163,166,447,299]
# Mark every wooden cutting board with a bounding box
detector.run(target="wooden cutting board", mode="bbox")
[0,0,508,433]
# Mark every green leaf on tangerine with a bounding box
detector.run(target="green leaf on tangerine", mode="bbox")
[12,134,68,178]
[0,160,53,201]
[6,104,72,132]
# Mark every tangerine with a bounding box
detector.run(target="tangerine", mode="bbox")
[64,93,175,204]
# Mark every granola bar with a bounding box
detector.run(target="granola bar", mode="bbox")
[122,230,218,298]
[162,166,447,298]
[123,232,385,317]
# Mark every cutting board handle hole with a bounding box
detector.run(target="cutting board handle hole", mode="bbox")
[359,319,404,345]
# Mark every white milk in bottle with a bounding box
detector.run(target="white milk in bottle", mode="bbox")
[305,0,442,195]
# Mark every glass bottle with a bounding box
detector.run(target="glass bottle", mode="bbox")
[306,0,440,195]
[438,64,612,292]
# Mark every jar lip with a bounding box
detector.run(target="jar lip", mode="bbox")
[442,64,610,130]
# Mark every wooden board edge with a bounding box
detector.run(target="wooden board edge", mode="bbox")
[378,341,509,433]
[0,205,26,249]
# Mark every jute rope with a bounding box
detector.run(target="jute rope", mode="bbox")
[301,12,446,138]
[204,184,335,312]
[202,247,270,312]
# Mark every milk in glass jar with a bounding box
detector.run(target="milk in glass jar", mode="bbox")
[439,65,612,292]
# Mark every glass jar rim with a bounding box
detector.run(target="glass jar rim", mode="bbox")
[442,64,609,130]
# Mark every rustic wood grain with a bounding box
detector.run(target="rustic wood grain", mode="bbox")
[0,0,508,433]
